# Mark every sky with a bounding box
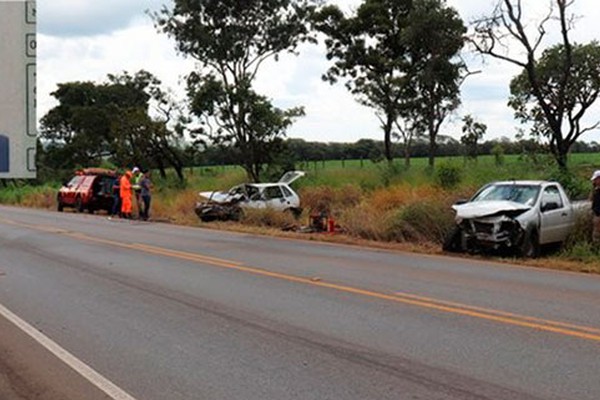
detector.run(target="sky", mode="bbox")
[36,0,600,144]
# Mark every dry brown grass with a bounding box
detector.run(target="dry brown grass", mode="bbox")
[20,189,56,209]
[240,208,299,229]
[299,184,362,213]
[152,189,199,224]
[368,183,443,211]
[12,178,598,274]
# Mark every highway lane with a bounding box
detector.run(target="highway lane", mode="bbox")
[0,205,599,399]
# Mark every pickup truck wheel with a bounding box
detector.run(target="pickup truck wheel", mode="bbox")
[442,226,463,252]
[57,202,64,212]
[518,230,540,258]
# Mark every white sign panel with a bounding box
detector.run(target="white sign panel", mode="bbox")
[0,0,36,178]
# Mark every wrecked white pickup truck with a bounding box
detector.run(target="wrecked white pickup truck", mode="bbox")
[443,181,589,257]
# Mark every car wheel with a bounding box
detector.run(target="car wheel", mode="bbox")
[518,229,540,258]
[75,197,84,213]
[230,207,244,221]
[57,202,64,212]
[285,207,302,219]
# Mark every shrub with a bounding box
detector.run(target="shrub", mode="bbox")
[338,204,388,241]
[492,143,505,166]
[299,184,363,214]
[338,200,455,245]
[559,242,600,268]
[368,184,441,212]
[334,184,363,209]
[384,201,455,244]
[378,162,404,187]
[300,186,337,213]
[152,189,198,223]
[563,210,593,247]
[241,208,298,229]
[435,163,462,190]
[546,168,589,200]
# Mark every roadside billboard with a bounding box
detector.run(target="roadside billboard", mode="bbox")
[0,0,36,179]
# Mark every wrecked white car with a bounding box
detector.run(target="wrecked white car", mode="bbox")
[443,181,589,257]
[195,171,305,222]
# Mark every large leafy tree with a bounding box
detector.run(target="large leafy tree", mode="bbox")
[314,0,465,166]
[107,71,188,180]
[471,0,600,170]
[404,0,466,168]
[153,0,317,182]
[508,42,600,168]
[40,71,187,180]
[40,81,118,168]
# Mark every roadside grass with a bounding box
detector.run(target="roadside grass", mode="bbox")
[0,183,56,209]
[3,153,600,273]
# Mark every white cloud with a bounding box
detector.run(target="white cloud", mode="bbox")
[39,20,193,113]
[38,0,165,37]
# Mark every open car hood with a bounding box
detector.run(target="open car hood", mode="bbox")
[278,171,305,185]
[452,200,531,219]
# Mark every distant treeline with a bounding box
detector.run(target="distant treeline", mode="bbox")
[191,136,600,167]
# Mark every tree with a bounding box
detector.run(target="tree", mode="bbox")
[471,0,600,170]
[314,0,411,163]
[314,0,466,166]
[152,0,317,182]
[405,0,466,168]
[186,75,304,182]
[460,114,487,160]
[107,71,188,181]
[508,42,600,168]
[40,71,187,180]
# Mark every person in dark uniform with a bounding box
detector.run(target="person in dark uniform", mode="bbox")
[591,170,600,243]
[111,171,121,217]
[139,171,153,221]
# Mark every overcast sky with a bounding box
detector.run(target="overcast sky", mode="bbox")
[37,0,600,144]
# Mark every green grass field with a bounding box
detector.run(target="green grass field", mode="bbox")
[184,153,600,195]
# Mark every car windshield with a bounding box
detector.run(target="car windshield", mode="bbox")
[66,176,83,187]
[472,184,540,206]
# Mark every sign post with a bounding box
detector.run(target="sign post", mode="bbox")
[0,0,36,179]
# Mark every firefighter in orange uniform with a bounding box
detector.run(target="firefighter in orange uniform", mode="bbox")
[120,170,133,219]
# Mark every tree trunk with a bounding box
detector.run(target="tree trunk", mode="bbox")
[383,113,394,162]
[156,157,167,179]
[404,144,411,168]
[174,164,184,182]
[555,145,569,171]
[427,111,437,169]
[428,131,436,169]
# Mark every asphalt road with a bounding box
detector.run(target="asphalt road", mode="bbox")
[0,205,599,400]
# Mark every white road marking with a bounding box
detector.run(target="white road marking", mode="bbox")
[0,302,137,400]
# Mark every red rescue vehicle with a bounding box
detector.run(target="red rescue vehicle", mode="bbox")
[57,168,117,213]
